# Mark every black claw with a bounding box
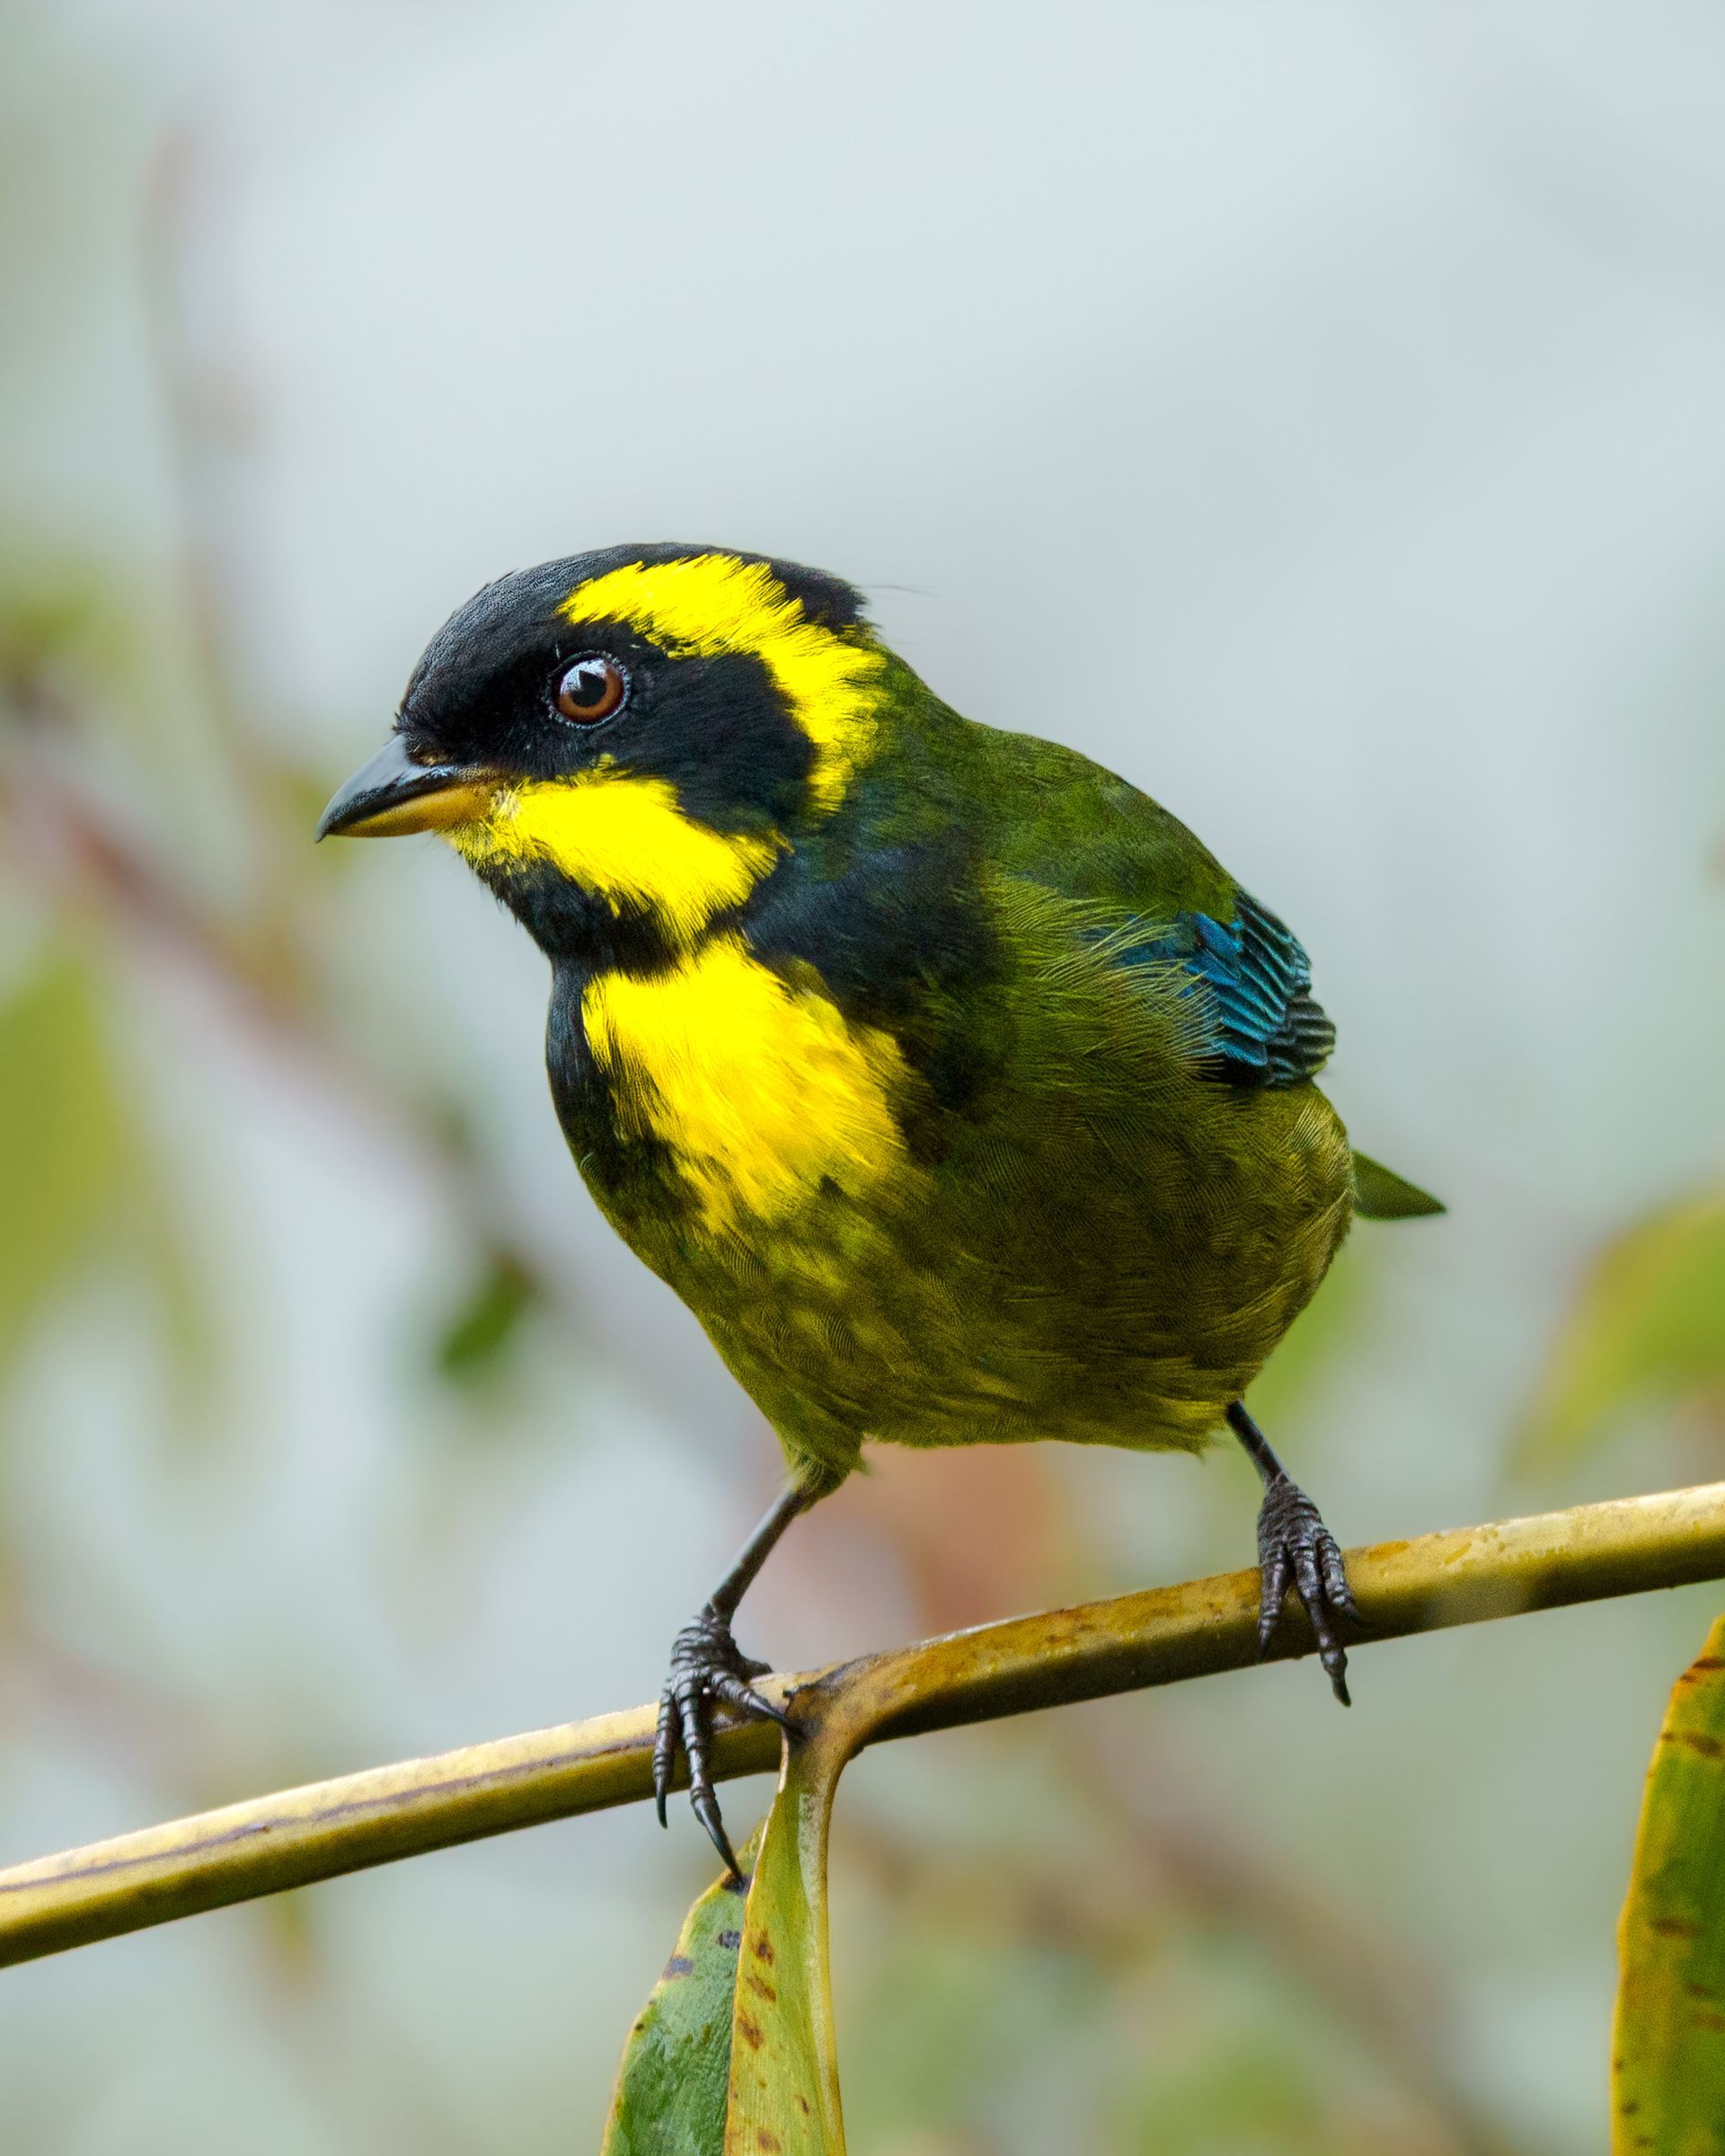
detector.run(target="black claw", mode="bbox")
[652,1602,788,1873]
[707,1670,798,1732]
[692,1787,742,1881]
[1319,1536,1358,1621]
[1256,1547,1291,1659]
[652,1687,677,1828]
[1254,1471,1358,1706]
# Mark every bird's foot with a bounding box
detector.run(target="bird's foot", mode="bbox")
[653,1603,795,1879]
[1254,1472,1358,1707]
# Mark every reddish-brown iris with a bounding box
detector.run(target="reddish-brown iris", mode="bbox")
[553,653,629,725]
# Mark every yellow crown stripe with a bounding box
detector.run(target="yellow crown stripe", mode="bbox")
[450,770,780,948]
[583,932,909,1230]
[561,555,885,813]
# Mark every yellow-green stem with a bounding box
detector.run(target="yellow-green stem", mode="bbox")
[4,1480,1723,1969]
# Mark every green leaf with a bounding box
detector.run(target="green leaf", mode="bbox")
[1522,1189,1725,1463]
[0,559,124,704]
[606,1683,856,2153]
[1614,1613,1725,2150]
[724,1772,843,2154]
[602,1825,763,2156]
[0,954,129,1368]
[719,1678,897,2156]
[432,1249,540,1388]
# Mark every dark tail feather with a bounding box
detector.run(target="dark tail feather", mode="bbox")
[1352,1151,1446,1220]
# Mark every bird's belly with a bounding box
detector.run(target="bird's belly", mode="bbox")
[591,1108,1352,1481]
[553,956,1354,1481]
[715,1197,1341,1461]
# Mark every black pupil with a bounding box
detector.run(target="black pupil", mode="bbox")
[564,661,611,709]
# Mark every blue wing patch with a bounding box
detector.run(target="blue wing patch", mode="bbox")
[1104,889,1336,1088]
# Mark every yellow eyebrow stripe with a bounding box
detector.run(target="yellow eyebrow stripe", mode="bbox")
[562,554,885,814]
[449,771,780,948]
[582,933,911,1231]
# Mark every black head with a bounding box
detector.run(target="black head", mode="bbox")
[316,543,888,958]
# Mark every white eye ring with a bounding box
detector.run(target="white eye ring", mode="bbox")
[553,653,629,725]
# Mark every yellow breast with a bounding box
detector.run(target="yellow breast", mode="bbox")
[581,934,913,1233]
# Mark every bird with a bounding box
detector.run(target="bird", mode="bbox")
[318,542,1442,1877]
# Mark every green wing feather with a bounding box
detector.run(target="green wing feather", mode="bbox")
[963,730,1333,1089]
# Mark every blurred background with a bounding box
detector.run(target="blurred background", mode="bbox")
[3,3,1724,2149]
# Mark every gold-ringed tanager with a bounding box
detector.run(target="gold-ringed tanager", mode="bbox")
[319,543,1442,1874]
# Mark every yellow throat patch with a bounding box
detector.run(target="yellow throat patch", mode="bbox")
[582,933,913,1232]
[448,767,780,950]
[560,553,886,814]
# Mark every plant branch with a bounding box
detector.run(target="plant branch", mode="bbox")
[3,1480,1723,1970]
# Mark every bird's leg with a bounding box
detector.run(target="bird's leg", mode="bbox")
[653,1481,810,1879]
[1226,1401,1358,1707]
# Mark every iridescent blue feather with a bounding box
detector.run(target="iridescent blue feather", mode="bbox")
[1104,890,1336,1088]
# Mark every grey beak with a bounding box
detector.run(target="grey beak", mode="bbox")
[316,735,498,841]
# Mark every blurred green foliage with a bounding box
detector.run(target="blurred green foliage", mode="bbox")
[435,1250,543,1389]
[0,955,128,1368]
[1613,1613,1725,2151]
[1522,1189,1725,1465]
[4,540,1719,2153]
[0,946,205,1409]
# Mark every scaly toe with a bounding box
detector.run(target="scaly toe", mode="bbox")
[652,1604,790,1871]
[1254,1473,1359,1706]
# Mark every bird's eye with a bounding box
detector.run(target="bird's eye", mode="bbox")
[553,653,629,726]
